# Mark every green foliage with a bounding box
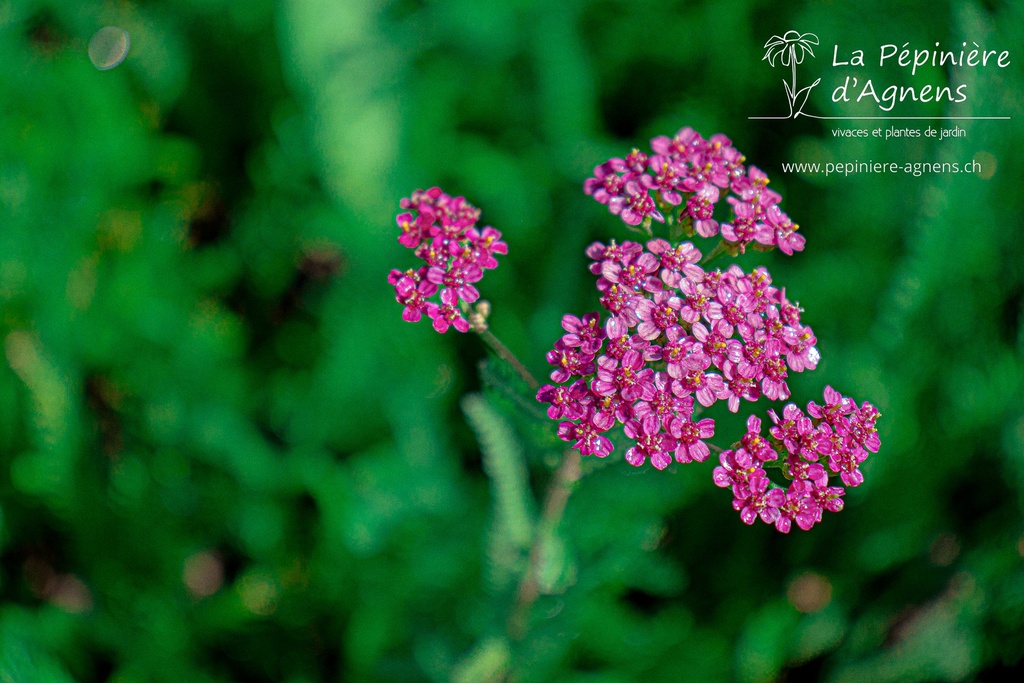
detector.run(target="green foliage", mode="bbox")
[451,636,511,683]
[0,0,1022,681]
[461,393,534,591]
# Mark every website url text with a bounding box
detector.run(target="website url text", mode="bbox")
[780,159,982,177]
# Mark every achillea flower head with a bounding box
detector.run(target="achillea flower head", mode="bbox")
[713,387,880,532]
[537,236,819,470]
[390,188,506,333]
[584,127,805,255]
[539,124,881,529]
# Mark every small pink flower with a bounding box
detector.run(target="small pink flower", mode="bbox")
[600,250,660,292]
[669,396,716,463]
[464,226,508,269]
[609,185,664,225]
[584,161,625,204]
[686,185,721,237]
[692,320,744,369]
[597,281,640,332]
[585,240,644,274]
[782,324,820,372]
[537,383,587,421]
[546,339,596,383]
[643,155,685,206]
[679,278,717,324]
[647,238,704,287]
[673,365,724,409]
[430,302,470,334]
[428,260,483,306]
[558,409,614,458]
[560,313,606,355]
[721,201,773,251]
[760,354,790,401]
[808,385,857,424]
[740,415,777,464]
[592,350,651,403]
[634,290,683,341]
[662,328,701,379]
[396,212,429,248]
[719,361,761,413]
[624,415,677,470]
[763,204,805,255]
[633,372,687,425]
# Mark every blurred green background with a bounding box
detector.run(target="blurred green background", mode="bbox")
[1,0,1023,681]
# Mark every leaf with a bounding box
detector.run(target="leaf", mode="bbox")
[535,528,577,595]
[735,600,801,683]
[477,359,547,421]
[0,616,77,683]
[461,394,536,591]
[451,636,511,683]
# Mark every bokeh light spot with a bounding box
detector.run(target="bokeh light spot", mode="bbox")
[88,26,130,71]
[237,570,278,616]
[787,571,833,613]
[973,151,996,180]
[49,575,93,614]
[183,551,224,598]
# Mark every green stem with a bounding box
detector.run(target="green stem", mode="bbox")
[468,318,580,643]
[476,328,539,391]
[700,240,729,266]
[506,447,582,641]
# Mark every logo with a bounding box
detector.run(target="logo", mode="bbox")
[762,31,821,119]
[752,32,1011,121]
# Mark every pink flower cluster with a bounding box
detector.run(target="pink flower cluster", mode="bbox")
[389,127,882,534]
[712,387,881,532]
[389,187,507,333]
[584,127,805,255]
[535,237,820,469]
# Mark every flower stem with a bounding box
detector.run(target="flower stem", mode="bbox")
[700,240,729,266]
[507,447,582,640]
[476,328,540,391]
[468,314,579,641]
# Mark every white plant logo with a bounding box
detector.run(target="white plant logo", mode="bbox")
[763,31,821,118]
